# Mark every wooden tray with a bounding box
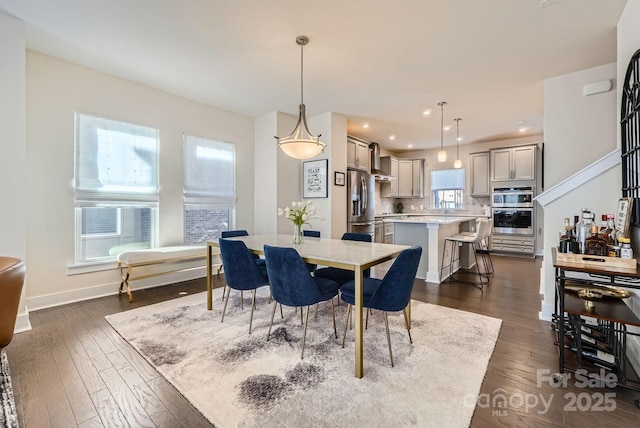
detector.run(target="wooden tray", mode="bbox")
[555,249,637,269]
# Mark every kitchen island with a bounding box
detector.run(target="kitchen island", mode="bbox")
[384,216,478,283]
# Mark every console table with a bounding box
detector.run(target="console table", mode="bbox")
[553,248,640,391]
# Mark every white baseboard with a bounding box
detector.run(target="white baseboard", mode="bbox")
[25,268,208,311]
[538,302,554,322]
[14,311,32,333]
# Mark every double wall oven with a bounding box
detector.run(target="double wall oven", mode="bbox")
[491,186,534,236]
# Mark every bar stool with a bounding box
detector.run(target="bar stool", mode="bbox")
[440,218,491,290]
[459,218,494,279]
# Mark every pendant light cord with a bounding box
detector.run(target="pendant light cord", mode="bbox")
[455,118,461,158]
[438,101,446,151]
[300,41,304,105]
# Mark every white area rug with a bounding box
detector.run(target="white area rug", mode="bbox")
[106,289,502,428]
[0,350,18,428]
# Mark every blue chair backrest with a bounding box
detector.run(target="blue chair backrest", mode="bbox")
[302,230,321,238]
[221,229,249,238]
[264,245,324,307]
[341,232,371,242]
[342,232,372,276]
[219,238,268,290]
[367,246,422,312]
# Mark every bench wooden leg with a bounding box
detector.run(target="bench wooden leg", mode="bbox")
[119,267,134,302]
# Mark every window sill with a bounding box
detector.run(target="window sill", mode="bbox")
[67,260,118,276]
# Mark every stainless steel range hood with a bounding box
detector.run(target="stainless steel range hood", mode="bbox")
[369,142,395,181]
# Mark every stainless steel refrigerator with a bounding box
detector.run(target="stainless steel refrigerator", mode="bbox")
[347,169,375,239]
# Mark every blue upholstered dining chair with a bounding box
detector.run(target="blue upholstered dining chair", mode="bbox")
[263,244,341,359]
[301,230,320,271]
[218,238,270,334]
[302,230,321,238]
[340,245,422,367]
[220,229,267,298]
[314,232,372,285]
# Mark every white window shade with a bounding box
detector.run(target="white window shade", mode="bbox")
[75,114,159,202]
[184,135,235,204]
[431,168,465,190]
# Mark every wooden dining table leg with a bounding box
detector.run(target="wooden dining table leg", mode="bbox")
[207,243,213,310]
[354,266,364,378]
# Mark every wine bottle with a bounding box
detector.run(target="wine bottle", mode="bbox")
[565,344,617,371]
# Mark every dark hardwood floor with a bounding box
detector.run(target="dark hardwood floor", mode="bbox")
[5,255,640,427]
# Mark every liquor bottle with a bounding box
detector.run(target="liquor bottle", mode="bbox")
[576,210,594,254]
[585,224,607,256]
[600,214,616,246]
[599,215,608,232]
[559,228,579,254]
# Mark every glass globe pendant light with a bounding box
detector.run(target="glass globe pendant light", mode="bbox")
[437,101,447,162]
[454,118,462,169]
[275,36,325,160]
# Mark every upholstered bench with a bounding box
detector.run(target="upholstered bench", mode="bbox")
[117,245,222,302]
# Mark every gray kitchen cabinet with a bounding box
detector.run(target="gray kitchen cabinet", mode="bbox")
[490,144,536,182]
[396,158,424,198]
[380,156,399,197]
[398,160,413,197]
[490,235,535,255]
[347,137,370,172]
[470,151,490,196]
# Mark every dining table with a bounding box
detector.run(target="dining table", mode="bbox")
[206,234,410,378]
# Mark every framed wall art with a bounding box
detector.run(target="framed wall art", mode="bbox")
[334,171,345,186]
[302,159,328,198]
[615,197,633,238]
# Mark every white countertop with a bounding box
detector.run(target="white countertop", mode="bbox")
[375,212,488,219]
[383,215,476,224]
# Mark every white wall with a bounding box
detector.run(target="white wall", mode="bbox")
[25,51,255,308]
[309,112,348,239]
[0,14,30,332]
[544,63,618,188]
[539,63,620,321]
[254,112,280,235]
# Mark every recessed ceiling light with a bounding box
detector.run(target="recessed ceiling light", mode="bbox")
[423,109,432,116]
[389,135,396,140]
[444,125,451,131]
[457,136,463,142]
[408,144,413,148]
[363,123,369,128]
[519,126,529,133]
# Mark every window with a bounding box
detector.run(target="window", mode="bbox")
[183,135,236,244]
[74,113,159,263]
[431,168,465,209]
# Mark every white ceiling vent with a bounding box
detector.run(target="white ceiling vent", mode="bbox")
[583,80,612,96]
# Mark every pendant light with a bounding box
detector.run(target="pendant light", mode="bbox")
[437,101,447,162]
[454,118,462,169]
[275,36,325,160]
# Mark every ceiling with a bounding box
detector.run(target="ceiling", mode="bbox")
[0,0,627,151]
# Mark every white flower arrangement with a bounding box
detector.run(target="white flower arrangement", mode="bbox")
[277,201,325,227]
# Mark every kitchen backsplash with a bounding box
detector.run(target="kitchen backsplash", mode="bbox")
[374,182,490,215]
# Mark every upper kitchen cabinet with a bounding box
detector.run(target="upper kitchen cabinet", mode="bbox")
[397,159,424,198]
[490,144,536,182]
[380,156,399,197]
[347,136,370,172]
[469,151,490,196]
